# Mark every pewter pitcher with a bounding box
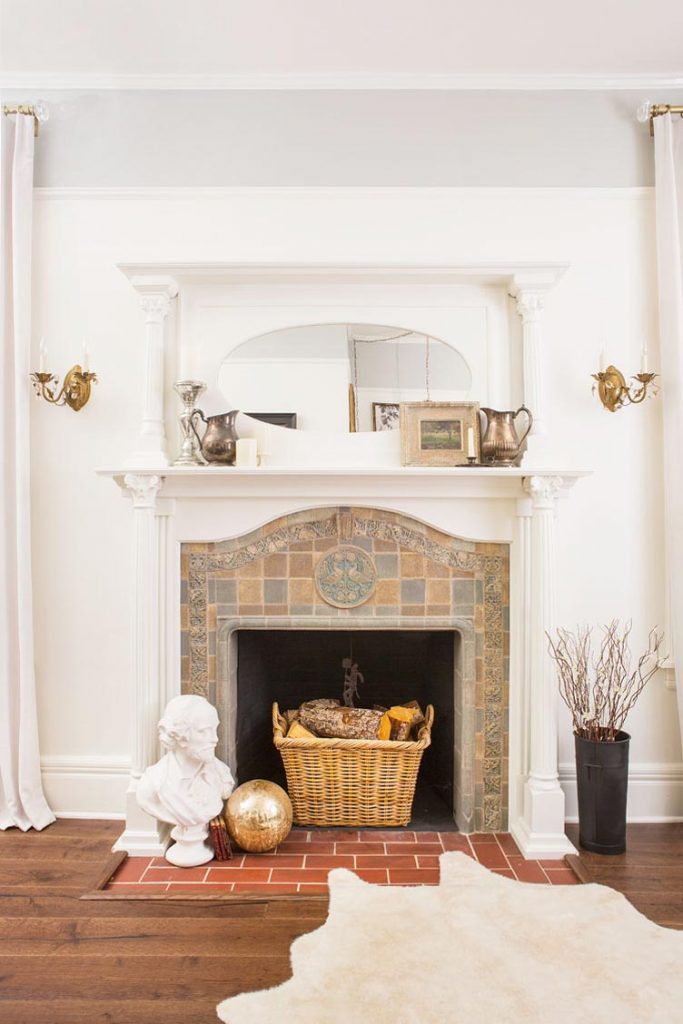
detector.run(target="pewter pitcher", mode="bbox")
[191,409,240,465]
[480,406,533,465]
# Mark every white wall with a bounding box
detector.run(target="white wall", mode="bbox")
[3,89,683,187]
[30,186,682,818]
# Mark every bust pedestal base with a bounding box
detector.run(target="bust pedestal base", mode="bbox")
[166,823,214,867]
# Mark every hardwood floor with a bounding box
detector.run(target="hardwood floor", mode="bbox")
[0,819,327,1024]
[567,822,683,930]
[1,819,681,1023]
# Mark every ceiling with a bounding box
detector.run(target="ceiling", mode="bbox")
[1,0,682,88]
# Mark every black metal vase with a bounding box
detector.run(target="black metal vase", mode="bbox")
[574,731,630,855]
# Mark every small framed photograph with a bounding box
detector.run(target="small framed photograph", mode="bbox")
[372,402,400,432]
[400,402,481,466]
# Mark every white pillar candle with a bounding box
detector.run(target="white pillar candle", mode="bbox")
[599,347,606,373]
[82,340,90,373]
[466,426,476,460]
[235,438,258,468]
[39,337,47,373]
[641,344,648,374]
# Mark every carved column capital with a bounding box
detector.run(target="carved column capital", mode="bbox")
[514,289,545,323]
[124,473,162,508]
[139,293,173,324]
[523,475,563,509]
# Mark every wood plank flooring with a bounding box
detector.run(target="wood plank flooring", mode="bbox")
[0,819,681,1023]
[0,819,327,1024]
[566,822,683,930]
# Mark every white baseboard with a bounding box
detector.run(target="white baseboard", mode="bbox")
[41,755,130,819]
[560,761,683,823]
[40,755,683,823]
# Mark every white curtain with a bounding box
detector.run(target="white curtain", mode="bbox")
[653,113,683,749]
[0,113,55,830]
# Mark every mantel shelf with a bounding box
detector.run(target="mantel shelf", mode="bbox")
[98,463,589,502]
[99,465,588,478]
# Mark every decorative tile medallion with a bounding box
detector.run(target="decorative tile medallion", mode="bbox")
[314,545,377,608]
[180,507,510,832]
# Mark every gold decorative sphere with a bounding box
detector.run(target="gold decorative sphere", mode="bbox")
[224,779,293,853]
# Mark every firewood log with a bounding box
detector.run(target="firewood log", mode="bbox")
[298,704,383,739]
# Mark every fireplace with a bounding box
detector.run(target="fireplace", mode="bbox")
[110,460,582,858]
[234,628,457,826]
[181,505,509,833]
[108,260,583,860]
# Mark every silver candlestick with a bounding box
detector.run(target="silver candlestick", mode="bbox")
[173,380,207,466]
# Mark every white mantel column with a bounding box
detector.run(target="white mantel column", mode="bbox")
[510,475,575,859]
[113,473,169,856]
[509,268,567,468]
[126,276,178,469]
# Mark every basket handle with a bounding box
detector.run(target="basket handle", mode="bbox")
[272,702,288,740]
[417,704,435,745]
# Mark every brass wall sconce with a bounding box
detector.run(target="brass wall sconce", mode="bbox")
[592,365,658,413]
[30,365,98,411]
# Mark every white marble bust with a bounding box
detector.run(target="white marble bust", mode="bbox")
[137,695,235,866]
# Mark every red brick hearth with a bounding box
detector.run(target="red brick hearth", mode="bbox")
[107,830,579,894]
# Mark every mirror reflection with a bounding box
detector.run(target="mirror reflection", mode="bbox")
[219,323,472,433]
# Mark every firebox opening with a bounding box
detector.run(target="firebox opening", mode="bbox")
[235,629,457,829]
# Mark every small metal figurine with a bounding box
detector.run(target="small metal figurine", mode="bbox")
[342,656,364,708]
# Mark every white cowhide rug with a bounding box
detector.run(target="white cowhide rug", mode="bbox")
[217,851,683,1024]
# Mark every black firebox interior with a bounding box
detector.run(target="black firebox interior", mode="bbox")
[235,629,456,829]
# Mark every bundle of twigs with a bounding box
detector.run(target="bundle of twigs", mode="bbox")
[547,620,664,741]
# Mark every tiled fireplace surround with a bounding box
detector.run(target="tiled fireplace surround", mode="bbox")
[180,507,510,833]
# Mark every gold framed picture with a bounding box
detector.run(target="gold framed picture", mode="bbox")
[400,402,481,466]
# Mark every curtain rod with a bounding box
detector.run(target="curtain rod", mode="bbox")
[2,103,49,137]
[637,101,683,137]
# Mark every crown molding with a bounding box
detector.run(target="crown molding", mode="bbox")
[2,71,683,92]
[32,186,655,202]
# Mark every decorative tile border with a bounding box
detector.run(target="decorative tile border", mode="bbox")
[181,507,509,831]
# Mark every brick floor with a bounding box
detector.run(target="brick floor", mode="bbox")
[107,831,580,895]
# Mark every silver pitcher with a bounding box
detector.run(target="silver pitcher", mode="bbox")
[173,380,208,466]
[480,406,533,465]
[191,409,240,465]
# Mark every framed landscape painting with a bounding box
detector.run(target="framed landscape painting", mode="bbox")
[400,401,481,466]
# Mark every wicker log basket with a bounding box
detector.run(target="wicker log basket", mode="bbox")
[272,702,434,827]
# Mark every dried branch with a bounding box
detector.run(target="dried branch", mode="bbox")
[547,621,665,741]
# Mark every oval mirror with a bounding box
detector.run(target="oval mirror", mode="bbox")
[218,323,472,433]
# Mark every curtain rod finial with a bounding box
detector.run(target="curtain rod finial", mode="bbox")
[636,100,652,124]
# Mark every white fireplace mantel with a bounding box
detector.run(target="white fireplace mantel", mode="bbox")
[100,464,588,860]
[106,256,584,857]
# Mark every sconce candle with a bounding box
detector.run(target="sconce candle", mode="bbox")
[39,338,46,373]
[592,361,658,412]
[30,360,98,412]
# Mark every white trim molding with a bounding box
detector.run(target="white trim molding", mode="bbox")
[32,186,656,203]
[560,761,683,823]
[40,755,130,819]
[2,72,683,92]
